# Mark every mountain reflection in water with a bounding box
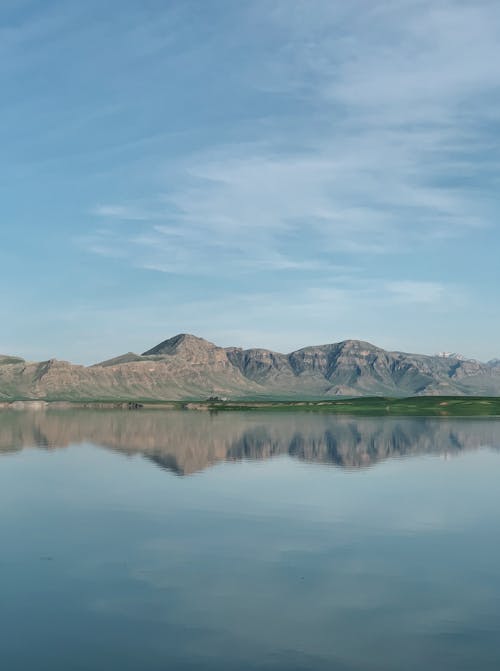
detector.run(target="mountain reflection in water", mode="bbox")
[2,409,500,671]
[1,409,499,475]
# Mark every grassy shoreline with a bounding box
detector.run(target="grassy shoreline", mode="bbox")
[2,396,500,416]
[186,397,500,416]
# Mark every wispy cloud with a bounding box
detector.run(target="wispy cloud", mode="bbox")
[86,132,487,274]
[384,281,449,305]
[85,1,499,279]
[91,204,155,221]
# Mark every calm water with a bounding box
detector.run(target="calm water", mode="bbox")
[1,410,499,670]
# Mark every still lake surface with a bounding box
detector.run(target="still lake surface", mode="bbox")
[1,409,499,670]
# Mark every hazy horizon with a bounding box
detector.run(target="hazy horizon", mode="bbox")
[2,1,500,365]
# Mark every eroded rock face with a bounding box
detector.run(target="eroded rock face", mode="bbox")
[1,334,500,400]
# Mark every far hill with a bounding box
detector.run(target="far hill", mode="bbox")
[1,334,500,401]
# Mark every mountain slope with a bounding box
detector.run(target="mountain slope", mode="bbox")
[1,334,499,401]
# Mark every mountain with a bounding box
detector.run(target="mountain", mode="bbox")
[1,333,500,401]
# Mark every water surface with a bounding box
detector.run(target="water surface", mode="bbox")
[1,410,499,670]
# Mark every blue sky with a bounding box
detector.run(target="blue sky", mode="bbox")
[1,0,500,364]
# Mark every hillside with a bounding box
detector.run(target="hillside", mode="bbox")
[1,334,500,401]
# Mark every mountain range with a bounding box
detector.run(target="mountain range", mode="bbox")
[1,333,500,401]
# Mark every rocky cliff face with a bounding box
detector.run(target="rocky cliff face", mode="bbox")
[1,333,499,400]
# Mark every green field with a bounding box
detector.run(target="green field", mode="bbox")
[3,396,500,416]
[192,396,500,416]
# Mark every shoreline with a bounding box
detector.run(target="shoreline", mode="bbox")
[2,396,500,417]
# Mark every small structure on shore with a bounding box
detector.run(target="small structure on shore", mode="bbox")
[127,401,144,410]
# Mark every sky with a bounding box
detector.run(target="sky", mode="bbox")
[1,0,500,364]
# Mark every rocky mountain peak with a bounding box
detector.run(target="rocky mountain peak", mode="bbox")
[142,333,230,367]
[142,333,217,357]
[335,339,380,353]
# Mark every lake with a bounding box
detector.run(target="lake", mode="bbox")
[1,409,499,670]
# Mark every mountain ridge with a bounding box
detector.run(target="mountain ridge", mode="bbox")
[1,334,499,401]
